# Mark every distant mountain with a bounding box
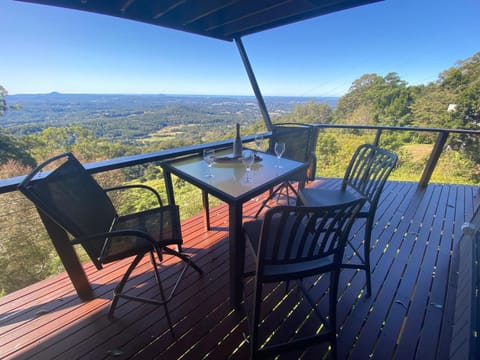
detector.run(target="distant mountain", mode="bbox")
[2,93,338,140]
[3,93,337,125]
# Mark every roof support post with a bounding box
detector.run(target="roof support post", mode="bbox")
[418,130,449,189]
[37,209,93,301]
[235,37,273,131]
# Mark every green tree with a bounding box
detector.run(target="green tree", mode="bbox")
[411,84,459,132]
[0,192,61,295]
[316,133,340,166]
[437,52,480,126]
[334,73,414,126]
[0,85,6,116]
[437,52,480,161]
[22,126,135,163]
[0,132,36,169]
[282,100,333,124]
[334,73,384,121]
[343,104,376,126]
[0,85,36,170]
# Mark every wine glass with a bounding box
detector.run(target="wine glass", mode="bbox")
[254,134,265,154]
[274,142,285,168]
[242,150,255,182]
[203,149,216,178]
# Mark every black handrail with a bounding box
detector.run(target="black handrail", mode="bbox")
[0,135,262,194]
[1,124,479,194]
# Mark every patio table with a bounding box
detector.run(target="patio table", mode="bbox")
[161,149,308,308]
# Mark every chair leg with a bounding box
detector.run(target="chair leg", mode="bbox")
[254,181,299,218]
[285,181,299,204]
[329,269,339,359]
[254,183,284,218]
[250,281,263,359]
[152,246,203,308]
[364,221,373,297]
[341,218,373,297]
[107,246,202,337]
[162,246,203,274]
[296,275,338,359]
[150,251,174,335]
[108,253,145,318]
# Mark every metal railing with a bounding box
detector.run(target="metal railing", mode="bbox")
[0,124,479,298]
[2,124,478,194]
[312,124,479,188]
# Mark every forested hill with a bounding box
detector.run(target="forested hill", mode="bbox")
[0,51,479,178]
[2,93,338,139]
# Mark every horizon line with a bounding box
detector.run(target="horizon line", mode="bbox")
[6,92,340,99]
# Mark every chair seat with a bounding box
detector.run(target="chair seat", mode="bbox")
[244,218,334,281]
[102,206,182,263]
[263,257,334,279]
[298,187,369,217]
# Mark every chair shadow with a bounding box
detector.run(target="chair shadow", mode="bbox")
[0,246,206,328]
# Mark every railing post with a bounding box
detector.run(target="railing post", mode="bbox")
[38,210,93,301]
[418,130,449,189]
[374,129,382,146]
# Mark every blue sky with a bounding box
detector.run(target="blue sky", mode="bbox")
[1,0,479,97]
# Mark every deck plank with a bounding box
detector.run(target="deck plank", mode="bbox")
[0,180,478,359]
[374,183,440,358]
[415,184,460,359]
[339,181,419,358]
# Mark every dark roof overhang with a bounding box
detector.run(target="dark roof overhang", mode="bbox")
[15,0,382,41]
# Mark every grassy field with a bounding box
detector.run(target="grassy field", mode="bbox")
[402,144,433,161]
[139,124,199,143]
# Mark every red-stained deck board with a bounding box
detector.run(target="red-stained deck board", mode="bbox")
[373,183,442,358]
[338,181,419,359]
[0,180,479,360]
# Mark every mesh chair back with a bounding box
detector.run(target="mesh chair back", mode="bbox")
[342,144,398,209]
[18,153,117,261]
[268,123,319,181]
[256,199,365,281]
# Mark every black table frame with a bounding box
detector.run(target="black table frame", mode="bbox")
[161,151,307,308]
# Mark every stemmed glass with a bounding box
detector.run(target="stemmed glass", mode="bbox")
[274,142,285,168]
[242,150,255,182]
[203,149,216,178]
[254,134,264,155]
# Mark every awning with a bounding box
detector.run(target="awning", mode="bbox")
[15,0,381,41]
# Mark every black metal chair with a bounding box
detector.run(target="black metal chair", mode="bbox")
[243,199,365,359]
[254,123,319,217]
[297,143,398,296]
[18,152,202,334]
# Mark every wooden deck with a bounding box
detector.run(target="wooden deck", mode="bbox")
[1,179,479,359]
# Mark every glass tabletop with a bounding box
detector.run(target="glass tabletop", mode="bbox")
[162,149,307,202]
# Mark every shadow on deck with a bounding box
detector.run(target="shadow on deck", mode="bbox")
[0,180,479,359]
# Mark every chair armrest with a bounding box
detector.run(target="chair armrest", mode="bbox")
[105,184,163,207]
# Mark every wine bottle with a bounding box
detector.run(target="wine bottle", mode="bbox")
[233,123,242,158]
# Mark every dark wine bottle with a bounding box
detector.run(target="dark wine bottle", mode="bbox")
[233,123,242,158]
